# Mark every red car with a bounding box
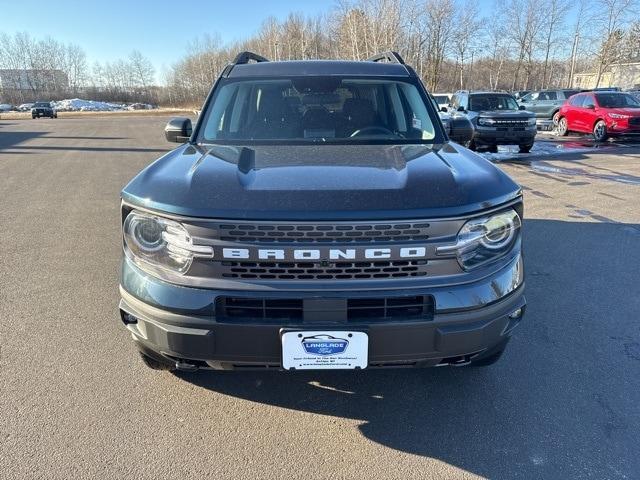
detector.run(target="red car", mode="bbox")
[556,91,640,141]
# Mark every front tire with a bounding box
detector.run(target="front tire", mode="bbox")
[593,120,608,142]
[556,116,568,136]
[519,143,533,153]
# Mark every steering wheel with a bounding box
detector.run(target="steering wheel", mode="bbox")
[350,126,395,137]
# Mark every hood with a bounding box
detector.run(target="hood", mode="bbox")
[122,143,521,220]
[601,107,640,116]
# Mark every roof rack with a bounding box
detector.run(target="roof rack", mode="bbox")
[367,51,405,65]
[232,51,269,65]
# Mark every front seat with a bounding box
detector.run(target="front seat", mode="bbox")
[249,90,299,139]
[340,98,378,136]
[302,107,334,137]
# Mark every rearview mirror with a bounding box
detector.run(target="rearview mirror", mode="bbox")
[518,105,526,110]
[164,117,193,143]
[457,106,465,112]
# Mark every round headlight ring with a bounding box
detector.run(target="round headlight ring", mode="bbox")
[130,215,164,252]
[480,214,517,250]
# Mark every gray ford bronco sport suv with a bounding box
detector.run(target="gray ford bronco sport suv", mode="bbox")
[119,51,525,372]
[450,91,537,153]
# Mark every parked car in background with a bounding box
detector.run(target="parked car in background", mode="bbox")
[18,103,35,112]
[450,90,537,152]
[518,89,580,125]
[557,91,640,141]
[0,103,13,112]
[432,93,451,110]
[592,87,621,92]
[31,101,57,119]
[513,90,530,101]
[427,92,474,146]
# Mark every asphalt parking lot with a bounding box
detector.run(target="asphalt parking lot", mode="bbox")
[1,116,639,479]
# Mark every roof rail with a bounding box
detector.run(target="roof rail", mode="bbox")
[232,51,269,65]
[367,51,405,65]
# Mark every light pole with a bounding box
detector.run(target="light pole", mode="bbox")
[567,32,579,88]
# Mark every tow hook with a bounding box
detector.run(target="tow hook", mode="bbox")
[175,361,199,372]
[450,357,472,367]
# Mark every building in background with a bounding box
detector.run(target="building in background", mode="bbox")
[573,60,640,90]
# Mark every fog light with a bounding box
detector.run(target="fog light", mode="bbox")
[508,308,523,319]
[120,311,138,325]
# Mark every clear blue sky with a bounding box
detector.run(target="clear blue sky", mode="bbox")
[2,0,579,77]
[1,0,335,74]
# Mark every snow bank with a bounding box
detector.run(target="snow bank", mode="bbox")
[52,98,156,112]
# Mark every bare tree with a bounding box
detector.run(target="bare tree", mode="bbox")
[507,0,545,90]
[452,0,482,89]
[539,0,570,88]
[593,0,638,86]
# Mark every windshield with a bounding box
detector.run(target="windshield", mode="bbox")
[198,76,439,144]
[34,102,50,107]
[469,94,518,111]
[595,93,640,108]
[433,95,449,104]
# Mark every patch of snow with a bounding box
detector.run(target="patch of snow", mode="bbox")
[52,98,124,112]
[126,103,155,110]
[479,141,596,162]
[50,99,156,112]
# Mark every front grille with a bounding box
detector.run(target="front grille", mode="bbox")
[347,296,434,321]
[217,297,304,322]
[219,260,428,280]
[493,121,529,128]
[216,221,431,243]
[215,295,434,323]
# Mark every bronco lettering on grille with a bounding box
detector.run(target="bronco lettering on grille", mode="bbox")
[218,247,427,261]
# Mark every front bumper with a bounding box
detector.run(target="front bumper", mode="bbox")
[474,126,537,146]
[119,254,525,369]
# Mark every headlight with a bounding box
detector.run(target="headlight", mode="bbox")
[123,210,212,275]
[527,117,537,126]
[477,117,496,126]
[436,209,521,270]
[607,113,629,119]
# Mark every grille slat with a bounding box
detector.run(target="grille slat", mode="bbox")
[216,295,435,323]
[214,221,431,243]
[219,260,428,280]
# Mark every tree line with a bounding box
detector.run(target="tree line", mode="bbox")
[165,0,640,106]
[2,0,639,107]
[0,33,156,104]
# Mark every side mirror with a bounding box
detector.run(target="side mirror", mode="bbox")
[164,117,192,143]
[518,105,526,110]
[586,104,595,110]
[457,106,466,112]
[449,116,474,145]
[440,106,448,113]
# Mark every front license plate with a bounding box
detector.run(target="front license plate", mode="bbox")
[281,331,368,370]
